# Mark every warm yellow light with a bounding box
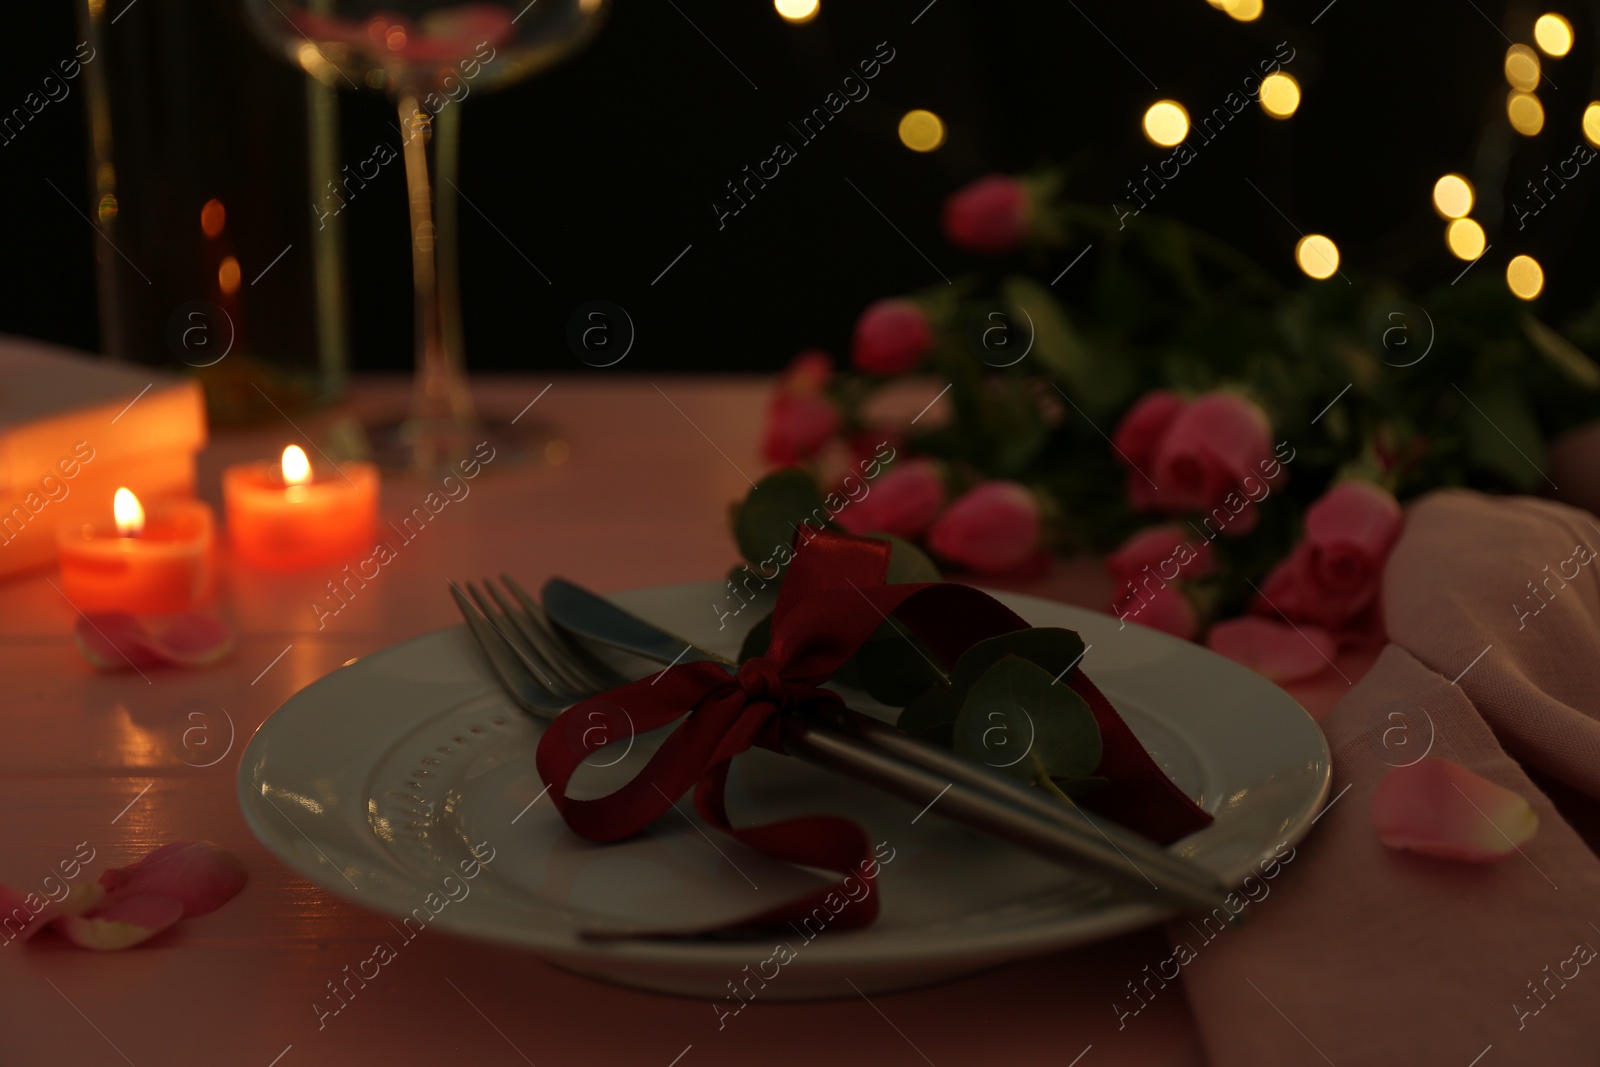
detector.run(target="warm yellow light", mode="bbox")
[1142,100,1190,147]
[897,109,946,152]
[1533,14,1572,57]
[200,199,226,239]
[1258,73,1300,118]
[1432,174,1474,219]
[1507,255,1544,299]
[1445,218,1486,260]
[1584,102,1600,147]
[1295,234,1340,280]
[1505,45,1541,91]
[1218,0,1263,21]
[774,0,819,23]
[1507,90,1545,135]
[113,488,145,537]
[281,445,312,486]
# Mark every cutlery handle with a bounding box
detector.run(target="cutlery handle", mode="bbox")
[809,703,1221,895]
[779,714,1233,917]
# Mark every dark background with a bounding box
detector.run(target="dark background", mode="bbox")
[4,0,1598,374]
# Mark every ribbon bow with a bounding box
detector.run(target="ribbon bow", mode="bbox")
[535,530,1210,937]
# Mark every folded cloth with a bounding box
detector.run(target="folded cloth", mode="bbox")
[1174,490,1600,1065]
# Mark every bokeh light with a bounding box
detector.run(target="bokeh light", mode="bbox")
[1142,100,1190,146]
[1506,255,1544,299]
[1505,45,1541,91]
[1533,13,1572,57]
[1432,174,1474,219]
[1445,218,1486,260]
[897,109,946,152]
[218,256,241,295]
[1584,102,1600,147]
[1258,73,1300,118]
[200,199,226,238]
[774,0,819,24]
[1507,90,1545,135]
[1295,234,1340,280]
[1215,0,1263,22]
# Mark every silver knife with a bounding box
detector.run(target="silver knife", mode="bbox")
[539,577,1235,916]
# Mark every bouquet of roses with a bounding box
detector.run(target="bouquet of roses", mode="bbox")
[731,172,1600,682]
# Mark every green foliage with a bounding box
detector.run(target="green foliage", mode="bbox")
[896,626,1101,796]
[733,468,831,568]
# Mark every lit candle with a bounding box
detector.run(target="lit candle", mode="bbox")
[56,488,217,614]
[223,446,379,570]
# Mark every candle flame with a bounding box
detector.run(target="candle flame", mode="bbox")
[281,445,312,486]
[113,487,145,537]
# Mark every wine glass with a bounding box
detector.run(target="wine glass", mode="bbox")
[243,0,609,471]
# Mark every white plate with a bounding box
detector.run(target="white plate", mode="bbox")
[238,582,1329,999]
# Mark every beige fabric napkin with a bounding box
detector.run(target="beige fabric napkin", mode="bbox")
[1172,490,1600,1065]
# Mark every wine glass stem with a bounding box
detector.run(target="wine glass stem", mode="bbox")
[397,92,474,429]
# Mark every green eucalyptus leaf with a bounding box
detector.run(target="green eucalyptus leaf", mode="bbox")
[1049,774,1109,799]
[950,627,1087,698]
[952,655,1101,782]
[1001,276,1130,412]
[1001,276,1087,383]
[884,535,942,584]
[852,627,945,706]
[733,468,831,568]
[1523,315,1600,389]
[896,683,958,747]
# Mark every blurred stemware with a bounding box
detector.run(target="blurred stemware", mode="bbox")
[243,0,609,471]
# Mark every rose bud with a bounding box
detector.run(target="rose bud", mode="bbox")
[851,299,934,376]
[836,459,946,539]
[926,481,1042,574]
[941,175,1031,256]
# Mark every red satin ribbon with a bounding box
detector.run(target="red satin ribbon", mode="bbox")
[535,530,1211,938]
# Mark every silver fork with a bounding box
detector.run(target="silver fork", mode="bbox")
[449,576,628,717]
[450,574,1236,917]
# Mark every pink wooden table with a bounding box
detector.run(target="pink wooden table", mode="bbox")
[0,374,1365,1067]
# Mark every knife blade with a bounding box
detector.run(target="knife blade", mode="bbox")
[542,577,733,669]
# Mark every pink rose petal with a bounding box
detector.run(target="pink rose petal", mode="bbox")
[1106,525,1217,585]
[1205,617,1337,682]
[55,895,184,951]
[1113,585,1198,639]
[74,613,234,671]
[1373,758,1539,862]
[95,841,247,919]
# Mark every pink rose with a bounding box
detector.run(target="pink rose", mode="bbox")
[1105,525,1216,587]
[1111,391,1185,511]
[1113,390,1277,534]
[852,299,934,376]
[761,350,840,465]
[1106,527,1209,638]
[926,481,1041,574]
[1253,480,1403,638]
[762,395,839,465]
[781,348,833,393]
[1151,393,1274,519]
[836,459,945,539]
[941,175,1031,256]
